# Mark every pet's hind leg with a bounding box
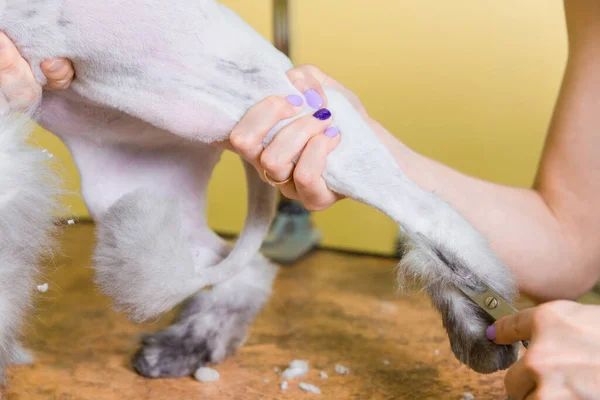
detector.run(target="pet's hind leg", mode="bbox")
[319,87,519,373]
[59,132,277,378]
[132,253,277,378]
[57,131,230,321]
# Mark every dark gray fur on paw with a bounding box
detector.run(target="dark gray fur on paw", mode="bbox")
[429,285,519,374]
[131,294,255,378]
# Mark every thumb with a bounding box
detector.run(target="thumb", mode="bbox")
[41,58,75,90]
[487,307,536,345]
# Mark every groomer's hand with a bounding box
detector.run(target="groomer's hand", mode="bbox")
[0,32,74,111]
[487,300,600,399]
[229,64,369,211]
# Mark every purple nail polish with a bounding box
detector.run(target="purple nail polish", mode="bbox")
[324,127,339,137]
[304,89,324,109]
[486,325,496,341]
[313,108,331,121]
[286,95,303,107]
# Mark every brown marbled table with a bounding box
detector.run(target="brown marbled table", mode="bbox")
[6,224,597,399]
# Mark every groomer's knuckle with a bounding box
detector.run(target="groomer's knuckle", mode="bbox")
[229,130,254,152]
[522,350,546,376]
[259,151,279,172]
[303,202,319,212]
[297,192,317,210]
[229,130,243,147]
[305,200,328,212]
[294,168,316,188]
[533,304,559,327]
[271,98,294,119]
[296,126,316,144]
[263,95,289,115]
[307,194,334,212]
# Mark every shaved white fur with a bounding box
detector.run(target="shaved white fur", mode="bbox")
[0,0,518,378]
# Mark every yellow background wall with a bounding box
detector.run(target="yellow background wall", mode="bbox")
[33,0,568,255]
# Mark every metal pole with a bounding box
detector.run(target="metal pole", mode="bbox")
[273,0,290,57]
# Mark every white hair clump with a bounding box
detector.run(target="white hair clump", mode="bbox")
[0,115,61,382]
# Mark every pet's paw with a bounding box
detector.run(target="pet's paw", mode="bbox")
[131,294,251,378]
[431,288,519,373]
[397,226,519,373]
[132,325,212,378]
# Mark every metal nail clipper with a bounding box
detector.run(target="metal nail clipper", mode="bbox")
[458,284,530,349]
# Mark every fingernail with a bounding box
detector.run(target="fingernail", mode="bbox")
[286,94,303,107]
[313,108,331,121]
[46,60,63,72]
[304,89,323,109]
[324,126,339,137]
[486,325,496,341]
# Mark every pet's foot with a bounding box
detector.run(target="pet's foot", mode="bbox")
[132,324,213,378]
[132,293,253,378]
[398,229,519,373]
[429,286,519,374]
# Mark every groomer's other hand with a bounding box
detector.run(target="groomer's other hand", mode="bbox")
[487,300,600,400]
[230,64,372,211]
[0,32,74,111]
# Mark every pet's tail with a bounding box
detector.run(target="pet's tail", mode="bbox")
[93,159,277,322]
[199,161,277,286]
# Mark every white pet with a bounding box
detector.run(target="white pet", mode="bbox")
[0,0,518,381]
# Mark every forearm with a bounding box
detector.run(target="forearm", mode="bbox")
[377,126,575,301]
